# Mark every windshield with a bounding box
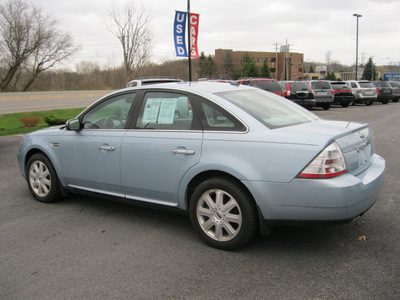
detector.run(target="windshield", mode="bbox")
[216,89,319,128]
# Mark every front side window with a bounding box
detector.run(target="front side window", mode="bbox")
[136,92,194,130]
[81,93,136,129]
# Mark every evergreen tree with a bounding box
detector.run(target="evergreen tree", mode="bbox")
[206,55,217,78]
[259,59,271,77]
[198,52,208,78]
[309,65,315,73]
[362,57,377,80]
[241,53,259,77]
[220,51,236,79]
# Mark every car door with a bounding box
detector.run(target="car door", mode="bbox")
[61,92,137,196]
[121,90,203,207]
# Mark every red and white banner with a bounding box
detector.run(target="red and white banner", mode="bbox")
[189,13,200,57]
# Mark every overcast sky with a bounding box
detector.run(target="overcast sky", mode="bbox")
[34,0,400,69]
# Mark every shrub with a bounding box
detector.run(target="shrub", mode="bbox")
[18,115,41,128]
[43,115,68,126]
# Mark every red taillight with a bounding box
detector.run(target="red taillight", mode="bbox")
[345,89,351,93]
[298,142,347,179]
[286,83,290,97]
[376,88,379,93]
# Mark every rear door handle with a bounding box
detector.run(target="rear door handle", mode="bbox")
[98,144,115,152]
[172,149,195,155]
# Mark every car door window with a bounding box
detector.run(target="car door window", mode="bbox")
[136,92,194,130]
[81,93,136,129]
[196,97,246,132]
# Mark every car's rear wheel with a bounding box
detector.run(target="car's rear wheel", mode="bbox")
[393,98,399,103]
[26,153,60,203]
[189,177,258,250]
[341,102,349,108]
[322,103,330,110]
[366,99,373,106]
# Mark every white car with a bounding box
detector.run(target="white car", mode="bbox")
[346,80,377,105]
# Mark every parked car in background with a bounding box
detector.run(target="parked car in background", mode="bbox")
[17,82,386,250]
[279,81,315,109]
[236,78,284,97]
[372,81,393,104]
[388,81,400,102]
[304,80,334,110]
[346,80,377,105]
[127,77,183,87]
[330,81,353,107]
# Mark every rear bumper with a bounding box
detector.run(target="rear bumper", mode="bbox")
[244,154,386,223]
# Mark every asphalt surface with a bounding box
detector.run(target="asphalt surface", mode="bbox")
[1,102,399,299]
[0,90,110,114]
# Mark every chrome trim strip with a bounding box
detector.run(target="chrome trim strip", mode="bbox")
[125,195,178,207]
[68,185,125,198]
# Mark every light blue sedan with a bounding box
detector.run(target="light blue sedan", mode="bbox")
[17,82,386,249]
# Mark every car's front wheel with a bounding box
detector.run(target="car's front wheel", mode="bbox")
[26,153,60,203]
[189,177,258,250]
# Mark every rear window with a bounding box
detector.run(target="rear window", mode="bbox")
[216,89,318,129]
[249,81,283,92]
[288,82,311,92]
[359,82,374,88]
[311,82,331,89]
[331,82,349,89]
[389,81,400,87]
[376,81,391,87]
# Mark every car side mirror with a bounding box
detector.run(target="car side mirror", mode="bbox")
[65,119,82,131]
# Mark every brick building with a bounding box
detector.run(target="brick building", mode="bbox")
[214,49,304,81]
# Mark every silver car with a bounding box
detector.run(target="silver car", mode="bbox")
[347,80,377,105]
[17,82,386,250]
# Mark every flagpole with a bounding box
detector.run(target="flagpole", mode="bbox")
[187,0,192,82]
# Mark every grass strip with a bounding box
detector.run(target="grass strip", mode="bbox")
[0,108,85,136]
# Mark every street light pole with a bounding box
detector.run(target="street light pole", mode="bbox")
[353,14,362,80]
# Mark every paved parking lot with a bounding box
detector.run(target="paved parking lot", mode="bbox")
[1,103,399,299]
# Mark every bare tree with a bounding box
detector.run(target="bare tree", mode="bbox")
[325,50,333,71]
[106,1,152,82]
[0,0,78,91]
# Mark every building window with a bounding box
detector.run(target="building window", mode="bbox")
[270,68,276,73]
[299,58,303,63]
[254,57,259,63]
[299,68,303,72]
[270,57,276,62]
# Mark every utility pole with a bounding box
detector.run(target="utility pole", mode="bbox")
[273,42,280,80]
[353,14,362,80]
[187,0,192,82]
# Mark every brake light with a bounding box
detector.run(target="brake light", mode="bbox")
[345,89,351,93]
[286,83,290,97]
[376,88,379,93]
[298,142,347,178]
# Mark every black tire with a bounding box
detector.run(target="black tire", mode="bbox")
[393,98,399,103]
[351,96,356,106]
[366,99,373,106]
[382,99,389,104]
[26,153,60,203]
[322,103,330,110]
[341,102,349,108]
[189,177,258,250]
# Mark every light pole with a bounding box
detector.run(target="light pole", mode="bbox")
[353,14,362,80]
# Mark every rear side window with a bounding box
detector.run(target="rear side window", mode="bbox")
[195,95,246,132]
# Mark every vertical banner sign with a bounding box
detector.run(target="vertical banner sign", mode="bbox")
[173,11,200,57]
[174,11,188,57]
[190,13,200,57]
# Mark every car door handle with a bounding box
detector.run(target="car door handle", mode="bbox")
[172,149,195,155]
[98,144,115,151]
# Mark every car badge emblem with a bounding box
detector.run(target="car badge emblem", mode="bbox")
[359,132,365,139]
